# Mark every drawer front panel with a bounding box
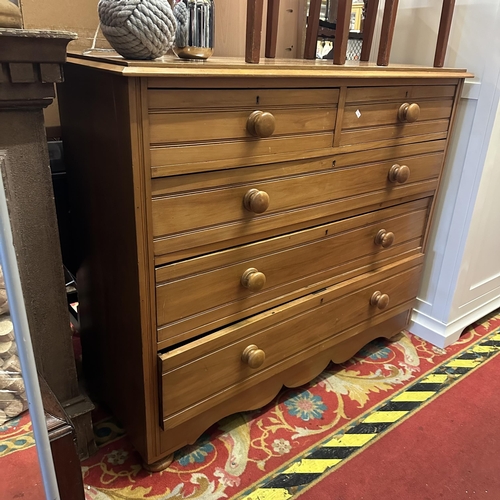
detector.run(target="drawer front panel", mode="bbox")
[149,88,340,110]
[342,99,453,130]
[150,133,334,177]
[156,199,429,344]
[149,108,337,144]
[345,85,456,103]
[159,257,423,422]
[151,151,443,260]
[340,120,449,147]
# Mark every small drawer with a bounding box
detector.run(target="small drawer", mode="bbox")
[158,255,423,427]
[156,199,429,347]
[151,147,444,263]
[340,85,456,147]
[148,88,339,176]
[342,99,453,130]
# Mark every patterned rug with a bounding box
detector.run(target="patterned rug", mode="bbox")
[0,412,35,460]
[1,310,499,500]
[81,310,500,500]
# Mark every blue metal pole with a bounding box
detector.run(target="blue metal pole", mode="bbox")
[0,155,60,500]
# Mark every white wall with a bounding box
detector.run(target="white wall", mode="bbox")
[449,87,500,318]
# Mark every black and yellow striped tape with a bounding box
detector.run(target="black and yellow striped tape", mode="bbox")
[237,330,500,500]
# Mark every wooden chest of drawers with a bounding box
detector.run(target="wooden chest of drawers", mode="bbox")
[57,55,470,469]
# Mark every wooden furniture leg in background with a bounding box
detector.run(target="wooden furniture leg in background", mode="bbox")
[333,0,353,65]
[377,0,399,66]
[265,0,280,58]
[434,0,456,67]
[304,0,322,59]
[360,0,380,61]
[41,376,85,500]
[246,0,264,63]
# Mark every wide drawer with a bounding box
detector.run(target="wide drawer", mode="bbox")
[151,145,444,263]
[156,199,429,347]
[158,255,423,427]
[148,88,339,176]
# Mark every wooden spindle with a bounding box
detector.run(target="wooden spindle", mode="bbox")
[304,0,322,59]
[265,0,280,58]
[246,0,265,63]
[333,0,354,65]
[434,0,456,67]
[360,0,380,61]
[377,0,399,66]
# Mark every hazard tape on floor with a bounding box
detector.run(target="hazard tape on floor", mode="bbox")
[236,331,500,500]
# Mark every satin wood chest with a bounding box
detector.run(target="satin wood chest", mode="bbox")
[58,55,470,469]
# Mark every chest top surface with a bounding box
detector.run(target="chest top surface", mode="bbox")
[67,52,472,80]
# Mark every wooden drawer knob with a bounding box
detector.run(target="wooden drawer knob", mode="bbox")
[398,102,421,123]
[370,291,390,310]
[374,229,395,248]
[247,110,276,138]
[241,268,266,292]
[243,188,270,213]
[388,164,410,184]
[242,344,266,369]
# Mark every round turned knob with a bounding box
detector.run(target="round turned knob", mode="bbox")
[241,268,266,292]
[243,188,270,214]
[370,291,390,310]
[388,164,410,184]
[398,102,421,123]
[374,229,395,248]
[247,110,276,138]
[241,344,266,369]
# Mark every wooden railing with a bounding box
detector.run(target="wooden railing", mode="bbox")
[246,0,456,67]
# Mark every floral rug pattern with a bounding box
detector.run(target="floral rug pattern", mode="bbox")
[77,310,500,500]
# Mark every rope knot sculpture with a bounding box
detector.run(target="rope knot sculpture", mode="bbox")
[98,0,176,60]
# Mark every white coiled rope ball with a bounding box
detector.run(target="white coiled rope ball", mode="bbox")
[98,0,177,60]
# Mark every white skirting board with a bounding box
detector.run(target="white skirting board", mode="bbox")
[410,296,500,348]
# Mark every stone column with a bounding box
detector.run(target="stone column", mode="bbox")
[0,28,94,459]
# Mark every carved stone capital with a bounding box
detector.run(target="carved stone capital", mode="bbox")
[0,28,77,109]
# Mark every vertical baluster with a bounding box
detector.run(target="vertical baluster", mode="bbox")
[246,0,265,63]
[360,0,379,61]
[434,0,456,67]
[377,0,399,66]
[333,0,353,65]
[304,0,322,59]
[265,0,280,58]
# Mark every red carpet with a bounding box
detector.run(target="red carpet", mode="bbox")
[0,438,43,500]
[301,347,500,500]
